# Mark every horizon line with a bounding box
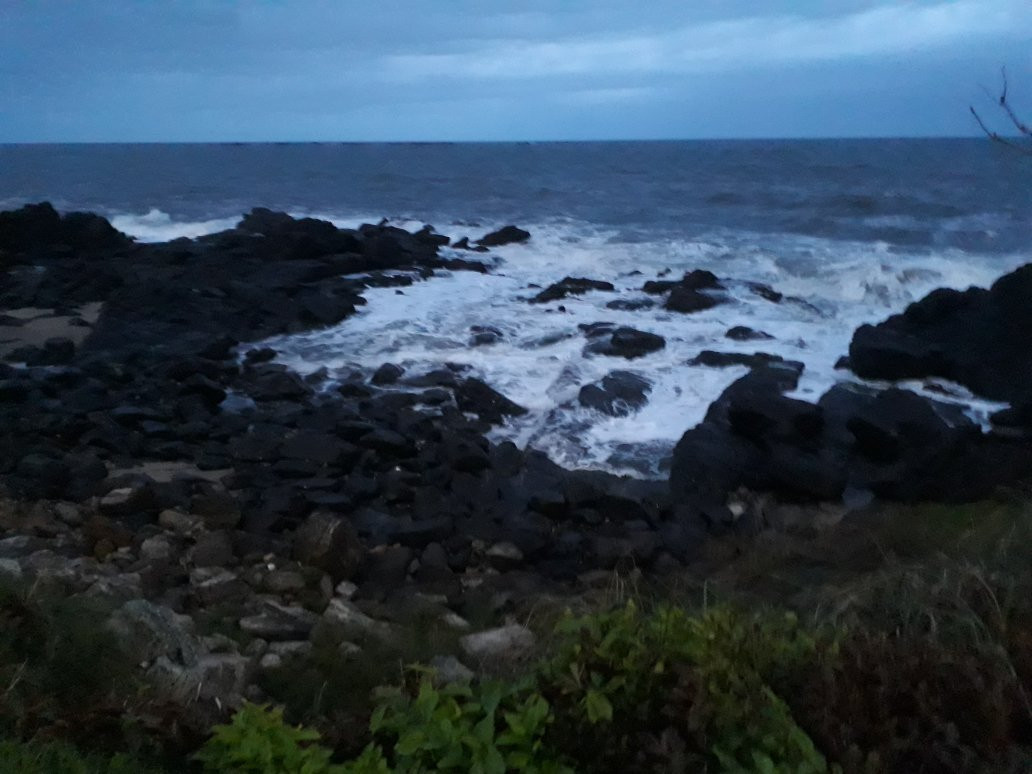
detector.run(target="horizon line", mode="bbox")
[0,134,1005,147]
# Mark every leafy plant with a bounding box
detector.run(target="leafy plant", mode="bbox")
[195,702,344,774]
[354,672,570,773]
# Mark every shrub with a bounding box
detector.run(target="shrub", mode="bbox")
[195,702,344,774]
[0,579,134,741]
[357,674,569,773]
[0,737,160,774]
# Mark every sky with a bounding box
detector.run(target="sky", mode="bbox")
[1,0,1030,142]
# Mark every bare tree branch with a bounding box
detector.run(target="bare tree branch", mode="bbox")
[970,67,1032,155]
[998,67,1031,137]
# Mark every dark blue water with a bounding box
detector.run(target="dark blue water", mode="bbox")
[1,139,1029,254]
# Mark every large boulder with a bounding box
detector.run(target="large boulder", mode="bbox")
[291,510,363,582]
[671,364,1032,513]
[848,264,1032,403]
[0,202,131,254]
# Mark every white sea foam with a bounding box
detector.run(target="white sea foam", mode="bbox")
[110,209,240,242]
[253,218,1026,478]
[108,207,429,243]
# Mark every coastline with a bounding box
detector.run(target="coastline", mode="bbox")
[2,201,1032,762]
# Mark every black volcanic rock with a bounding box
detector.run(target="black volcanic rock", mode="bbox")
[579,371,652,417]
[476,225,530,247]
[726,326,774,341]
[665,286,725,314]
[583,326,665,359]
[371,363,405,386]
[454,378,527,424]
[0,202,131,255]
[531,277,615,304]
[848,264,1032,403]
[671,362,1032,511]
[688,350,802,372]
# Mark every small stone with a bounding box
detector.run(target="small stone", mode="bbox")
[53,502,84,526]
[191,531,235,568]
[292,511,363,582]
[139,536,174,561]
[190,491,242,530]
[190,568,249,606]
[259,653,283,670]
[159,509,202,534]
[322,598,396,642]
[459,624,535,662]
[430,655,474,684]
[334,580,358,599]
[0,558,23,582]
[239,602,318,641]
[263,570,306,594]
[485,541,524,570]
[267,640,313,659]
[99,485,154,517]
[441,611,471,630]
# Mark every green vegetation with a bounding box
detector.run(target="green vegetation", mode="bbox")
[2,498,1030,771]
[0,738,160,774]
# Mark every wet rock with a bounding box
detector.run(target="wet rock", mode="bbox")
[531,277,615,304]
[469,325,503,346]
[665,286,725,314]
[452,236,490,253]
[749,283,783,303]
[476,225,530,247]
[454,378,527,424]
[606,298,654,311]
[848,264,1032,403]
[0,202,131,253]
[583,326,665,359]
[578,371,652,417]
[688,351,803,372]
[726,326,774,341]
[371,362,405,386]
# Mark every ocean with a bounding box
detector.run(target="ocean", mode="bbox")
[2,139,1030,476]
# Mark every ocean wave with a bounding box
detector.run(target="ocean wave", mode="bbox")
[256,218,1028,478]
[110,209,240,242]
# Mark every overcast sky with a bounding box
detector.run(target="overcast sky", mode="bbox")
[1,1,1030,142]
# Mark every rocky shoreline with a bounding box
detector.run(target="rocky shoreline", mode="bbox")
[2,201,1031,725]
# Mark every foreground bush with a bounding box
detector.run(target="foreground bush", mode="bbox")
[200,594,1031,773]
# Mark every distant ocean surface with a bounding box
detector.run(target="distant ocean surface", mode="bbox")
[2,139,1030,476]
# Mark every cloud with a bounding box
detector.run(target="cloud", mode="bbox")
[382,0,1030,83]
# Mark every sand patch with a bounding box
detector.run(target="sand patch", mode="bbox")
[0,302,103,357]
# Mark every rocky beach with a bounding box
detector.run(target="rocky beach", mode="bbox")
[2,198,1031,746]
